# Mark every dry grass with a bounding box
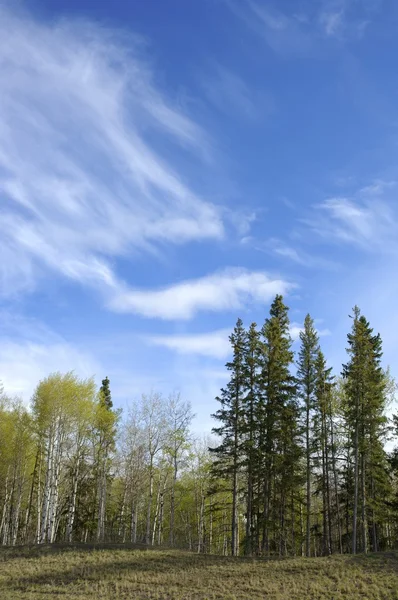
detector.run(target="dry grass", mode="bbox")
[0,544,398,599]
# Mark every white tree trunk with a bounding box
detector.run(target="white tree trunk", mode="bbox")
[40,428,54,543]
[66,457,80,543]
[0,469,11,545]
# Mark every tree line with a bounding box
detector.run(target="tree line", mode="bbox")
[0,295,398,555]
[0,375,231,552]
[211,295,398,557]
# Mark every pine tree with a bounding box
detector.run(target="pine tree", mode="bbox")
[211,318,247,556]
[297,314,319,556]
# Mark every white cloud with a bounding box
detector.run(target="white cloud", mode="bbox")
[0,6,225,300]
[243,237,339,270]
[242,2,312,57]
[305,182,398,249]
[0,341,100,402]
[0,313,101,402]
[268,238,339,269]
[230,0,379,53]
[226,208,258,239]
[290,322,332,341]
[109,268,293,319]
[201,63,274,120]
[148,329,232,359]
[302,181,398,252]
[289,324,304,341]
[149,320,331,358]
[319,10,344,36]
[318,0,380,40]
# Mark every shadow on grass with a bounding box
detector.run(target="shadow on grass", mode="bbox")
[0,542,156,561]
[1,551,243,594]
[1,545,398,596]
[345,551,398,575]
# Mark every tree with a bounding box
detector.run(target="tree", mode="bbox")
[0,397,33,546]
[211,318,247,556]
[241,322,260,555]
[118,407,147,543]
[313,350,335,555]
[95,377,119,542]
[165,393,193,546]
[342,307,387,554]
[297,314,319,556]
[32,372,96,544]
[140,392,167,545]
[65,385,96,542]
[259,295,299,555]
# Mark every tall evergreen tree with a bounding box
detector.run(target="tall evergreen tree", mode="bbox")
[211,318,247,556]
[95,377,118,541]
[259,295,298,555]
[100,377,112,410]
[313,350,335,555]
[297,314,319,556]
[241,322,261,555]
[342,307,387,554]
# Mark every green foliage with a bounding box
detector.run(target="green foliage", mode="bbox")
[210,317,247,475]
[1,298,398,556]
[99,376,112,410]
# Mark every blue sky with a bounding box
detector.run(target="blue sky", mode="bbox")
[1,0,398,431]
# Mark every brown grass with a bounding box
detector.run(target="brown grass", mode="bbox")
[0,544,398,599]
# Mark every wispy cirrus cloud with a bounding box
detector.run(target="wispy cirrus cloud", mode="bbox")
[319,9,345,37]
[318,0,381,39]
[109,268,293,319]
[148,319,331,358]
[229,0,380,55]
[304,181,398,249]
[201,63,274,120]
[0,6,225,299]
[266,238,339,270]
[242,236,339,270]
[147,329,232,359]
[235,1,312,57]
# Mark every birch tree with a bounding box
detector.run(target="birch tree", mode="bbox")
[32,373,95,543]
[165,392,193,546]
[140,392,167,545]
[65,382,96,542]
[0,397,33,545]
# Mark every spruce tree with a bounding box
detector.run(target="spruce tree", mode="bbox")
[211,318,247,556]
[297,314,319,556]
[99,377,112,410]
[342,307,387,554]
[95,376,118,541]
[241,322,261,555]
[259,295,298,555]
[313,349,335,555]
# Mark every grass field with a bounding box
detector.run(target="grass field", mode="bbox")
[0,544,397,599]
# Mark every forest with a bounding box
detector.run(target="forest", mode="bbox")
[1,295,398,557]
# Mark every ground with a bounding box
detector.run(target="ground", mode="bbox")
[0,544,397,599]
